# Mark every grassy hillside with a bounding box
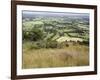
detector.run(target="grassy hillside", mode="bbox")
[23,43,89,68]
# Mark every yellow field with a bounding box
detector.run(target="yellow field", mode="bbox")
[22,44,89,69]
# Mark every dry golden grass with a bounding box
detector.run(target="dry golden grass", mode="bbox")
[22,44,89,69]
[22,45,89,69]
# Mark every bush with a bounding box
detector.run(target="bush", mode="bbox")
[36,41,46,48]
[28,42,41,50]
[82,41,89,45]
[46,40,58,48]
[65,43,69,47]
[22,31,31,40]
[78,40,89,45]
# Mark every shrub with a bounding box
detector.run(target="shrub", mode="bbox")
[82,40,89,45]
[46,40,58,48]
[28,42,41,50]
[78,40,89,45]
[57,42,69,49]
[36,41,46,48]
[65,43,69,47]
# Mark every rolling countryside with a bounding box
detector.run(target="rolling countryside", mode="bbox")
[22,11,89,69]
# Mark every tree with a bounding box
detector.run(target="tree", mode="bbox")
[23,27,44,41]
[30,28,44,41]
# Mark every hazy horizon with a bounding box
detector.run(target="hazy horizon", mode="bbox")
[22,10,89,18]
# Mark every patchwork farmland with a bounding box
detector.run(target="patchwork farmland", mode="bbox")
[22,11,89,68]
